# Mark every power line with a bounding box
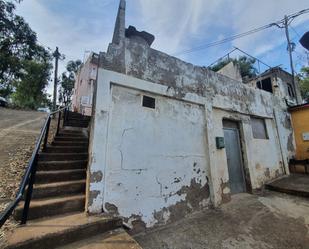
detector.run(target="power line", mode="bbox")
[172,8,309,56]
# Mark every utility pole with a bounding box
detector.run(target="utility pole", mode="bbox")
[52,47,61,111]
[284,15,297,100]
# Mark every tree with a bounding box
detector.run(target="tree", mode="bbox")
[209,56,258,79]
[0,0,53,109]
[12,46,52,109]
[58,60,82,106]
[299,66,309,102]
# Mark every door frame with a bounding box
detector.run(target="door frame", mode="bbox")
[222,119,252,194]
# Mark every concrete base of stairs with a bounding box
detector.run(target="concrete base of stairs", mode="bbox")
[57,228,143,249]
[5,213,122,249]
[265,174,309,197]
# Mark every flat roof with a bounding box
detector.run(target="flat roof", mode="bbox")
[288,102,309,112]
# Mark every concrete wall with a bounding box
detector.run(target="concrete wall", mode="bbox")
[218,62,243,83]
[87,67,294,229]
[87,0,295,229]
[290,106,309,160]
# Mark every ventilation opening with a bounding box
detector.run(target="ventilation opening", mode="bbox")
[256,77,273,93]
[142,95,155,109]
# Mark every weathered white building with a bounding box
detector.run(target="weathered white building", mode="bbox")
[86,0,296,231]
[72,53,98,116]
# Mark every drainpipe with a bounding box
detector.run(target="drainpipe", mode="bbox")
[273,109,287,175]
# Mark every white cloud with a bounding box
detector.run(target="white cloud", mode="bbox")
[14,0,309,96]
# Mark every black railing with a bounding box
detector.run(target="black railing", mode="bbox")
[0,106,68,227]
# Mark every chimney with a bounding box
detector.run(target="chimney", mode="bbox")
[112,0,126,45]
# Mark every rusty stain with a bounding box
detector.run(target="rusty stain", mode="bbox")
[90,171,103,183]
[105,202,120,215]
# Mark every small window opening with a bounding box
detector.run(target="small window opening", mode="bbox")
[142,95,155,109]
[251,117,268,139]
[256,77,273,93]
[287,83,295,98]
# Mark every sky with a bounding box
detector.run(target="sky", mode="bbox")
[15,0,309,95]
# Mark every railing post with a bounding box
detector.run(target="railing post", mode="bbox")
[21,157,38,225]
[63,108,68,127]
[56,111,61,135]
[42,117,51,152]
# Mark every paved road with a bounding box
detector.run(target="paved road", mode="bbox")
[0,108,46,203]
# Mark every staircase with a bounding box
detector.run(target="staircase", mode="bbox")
[5,112,142,249]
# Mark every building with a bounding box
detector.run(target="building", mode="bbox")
[85,0,296,231]
[72,53,99,116]
[289,103,309,161]
[247,67,302,105]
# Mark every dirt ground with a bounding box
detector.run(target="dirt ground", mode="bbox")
[0,108,47,246]
[134,191,309,249]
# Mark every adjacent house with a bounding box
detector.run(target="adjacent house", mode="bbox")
[81,0,297,231]
[72,53,99,116]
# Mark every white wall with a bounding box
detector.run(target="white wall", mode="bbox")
[103,85,209,227]
[88,68,293,229]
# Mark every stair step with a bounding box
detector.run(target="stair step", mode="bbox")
[35,169,86,184]
[46,146,88,153]
[32,180,86,199]
[57,133,87,138]
[14,195,85,221]
[37,160,87,171]
[65,123,89,128]
[6,213,122,249]
[39,153,88,161]
[57,228,142,249]
[52,141,88,147]
[54,136,88,142]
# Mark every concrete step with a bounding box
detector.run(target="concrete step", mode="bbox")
[46,145,88,153]
[37,160,87,171]
[39,153,88,161]
[35,169,86,184]
[265,174,309,198]
[57,228,142,249]
[32,180,86,199]
[54,136,88,142]
[57,132,87,137]
[52,141,88,147]
[6,213,122,249]
[14,195,85,221]
[65,123,89,128]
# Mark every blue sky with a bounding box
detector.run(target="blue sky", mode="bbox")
[15,0,309,94]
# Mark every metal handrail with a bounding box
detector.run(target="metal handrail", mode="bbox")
[0,106,68,227]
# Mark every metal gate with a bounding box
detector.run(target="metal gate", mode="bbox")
[223,123,246,194]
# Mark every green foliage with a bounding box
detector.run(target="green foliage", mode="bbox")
[0,0,53,109]
[299,66,309,102]
[209,56,258,79]
[58,60,82,105]
[12,48,52,109]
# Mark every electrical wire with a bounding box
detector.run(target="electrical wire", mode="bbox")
[172,8,309,56]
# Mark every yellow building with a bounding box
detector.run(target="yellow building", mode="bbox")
[289,103,309,160]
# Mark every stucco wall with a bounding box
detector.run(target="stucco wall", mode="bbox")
[87,68,294,229]
[103,85,209,228]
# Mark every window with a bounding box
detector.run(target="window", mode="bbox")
[287,83,295,98]
[142,95,155,109]
[256,77,273,93]
[251,117,268,139]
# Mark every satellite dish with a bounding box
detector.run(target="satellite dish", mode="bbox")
[300,31,309,51]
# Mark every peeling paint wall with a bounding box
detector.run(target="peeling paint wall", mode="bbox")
[87,0,295,230]
[104,85,209,228]
[88,67,294,229]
